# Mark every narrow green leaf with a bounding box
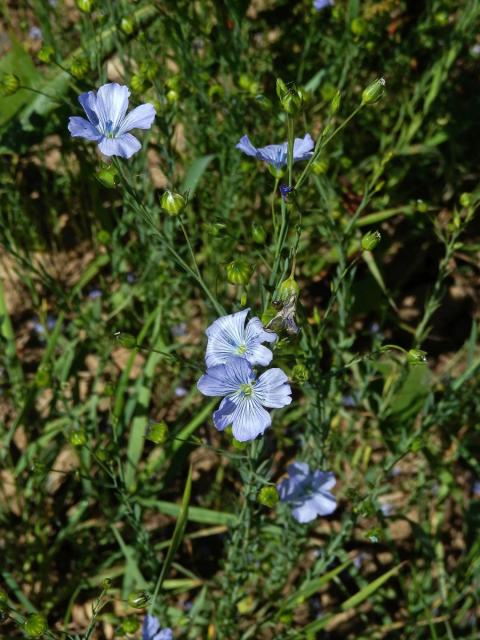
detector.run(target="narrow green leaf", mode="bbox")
[279,557,354,613]
[181,155,215,196]
[139,498,237,526]
[340,561,406,610]
[150,466,193,609]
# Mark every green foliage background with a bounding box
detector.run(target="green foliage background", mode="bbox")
[0,0,479,638]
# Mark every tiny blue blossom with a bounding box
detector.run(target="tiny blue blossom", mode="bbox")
[314,0,334,10]
[236,134,314,170]
[88,289,102,299]
[29,26,43,40]
[279,184,294,200]
[277,461,337,523]
[197,357,292,441]
[205,308,277,368]
[68,83,155,159]
[142,615,173,640]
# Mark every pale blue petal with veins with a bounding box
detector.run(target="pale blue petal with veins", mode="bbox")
[68,83,155,158]
[236,134,314,169]
[197,357,292,441]
[205,308,277,368]
[277,462,337,524]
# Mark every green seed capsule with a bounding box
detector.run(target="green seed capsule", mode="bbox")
[257,486,279,508]
[24,613,48,638]
[0,73,20,97]
[361,78,386,105]
[251,223,266,244]
[407,349,427,365]
[226,259,253,285]
[277,275,300,302]
[96,165,119,189]
[122,617,140,633]
[127,590,150,609]
[120,17,135,35]
[361,230,381,251]
[161,190,186,216]
[130,74,145,94]
[37,46,55,64]
[147,421,169,445]
[70,56,90,80]
[76,0,94,12]
[69,429,87,447]
[291,363,309,384]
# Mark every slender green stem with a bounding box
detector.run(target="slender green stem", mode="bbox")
[113,159,224,315]
[295,104,363,191]
[287,115,295,187]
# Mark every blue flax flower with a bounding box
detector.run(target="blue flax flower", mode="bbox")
[142,614,173,640]
[314,0,334,10]
[236,133,314,170]
[205,308,277,368]
[277,462,337,523]
[197,357,292,441]
[68,83,155,158]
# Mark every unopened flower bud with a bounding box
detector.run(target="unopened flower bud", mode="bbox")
[361,230,381,251]
[96,164,119,189]
[407,349,427,365]
[24,613,48,638]
[257,486,279,508]
[0,73,20,96]
[291,363,309,384]
[226,259,253,285]
[330,90,341,114]
[251,223,266,244]
[127,590,150,609]
[361,78,386,105]
[37,46,55,64]
[275,78,289,100]
[280,91,302,115]
[70,56,90,80]
[114,332,137,349]
[277,275,299,302]
[69,428,87,447]
[101,578,112,590]
[147,421,169,445]
[122,617,140,634]
[161,190,186,216]
[120,17,135,35]
[76,0,94,12]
